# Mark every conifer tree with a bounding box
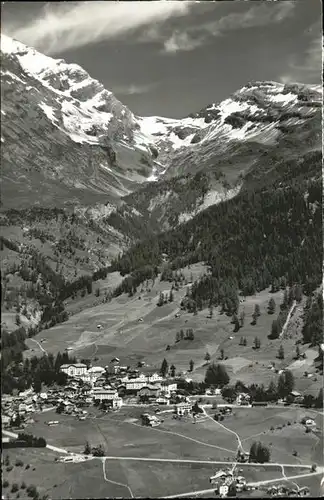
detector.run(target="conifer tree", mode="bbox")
[267,298,276,315]
[160,358,168,377]
[278,345,285,360]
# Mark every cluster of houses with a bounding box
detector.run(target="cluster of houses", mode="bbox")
[209,470,311,498]
[59,361,179,407]
[2,389,50,428]
[266,485,310,497]
[210,469,250,497]
[1,359,192,431]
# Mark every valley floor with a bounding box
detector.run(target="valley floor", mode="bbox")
[2,403,323,499]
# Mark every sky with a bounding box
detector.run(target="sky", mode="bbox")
[1,0,322,118]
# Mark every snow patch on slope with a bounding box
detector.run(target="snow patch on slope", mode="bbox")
[269,92,297,104]
[38,102,57,121]
[1,34,134,148]
[136,114,209,151]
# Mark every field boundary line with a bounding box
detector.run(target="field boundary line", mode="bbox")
[125,420,237,454]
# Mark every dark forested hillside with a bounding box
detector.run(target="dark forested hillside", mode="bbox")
[112,177,322,330]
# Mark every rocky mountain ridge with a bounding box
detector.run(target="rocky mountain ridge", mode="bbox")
[1,34,321,214]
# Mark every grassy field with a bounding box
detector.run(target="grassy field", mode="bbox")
[23,406,323,468]
[23,408,235,461]
[205,407,323,465]
[3,403,321,499]
[0,448,232,499]
[2,445,316,499]
[22,262,321,395]
[1,447,126,499]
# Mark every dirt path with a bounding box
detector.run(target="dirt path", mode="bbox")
[102,458,134,498]
[125,420,236,454]
[99,457,311,469]
[279,464,300,491]
[202,407,247,454]
[248,467,324,487]
[29,338,48,354]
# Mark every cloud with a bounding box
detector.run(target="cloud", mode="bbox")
[163,31,204,54]
[5,0,194,54]
[202,1,295,34]
[162,1,296,54]
[113,82,158,96]
[290,37,322,74]
[279,23,322,84]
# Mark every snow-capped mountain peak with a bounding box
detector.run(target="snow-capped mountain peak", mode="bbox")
[1,34,321,209]
[1,34,140,148]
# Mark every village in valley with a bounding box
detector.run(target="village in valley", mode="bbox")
[2,310,323,499]
[1,2,323,499]
[1,263,324,500]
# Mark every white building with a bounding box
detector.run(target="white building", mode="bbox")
[236,393,251,405]
[175,402,191,416]
[93,388,118,402]
[219,485,229,497]
[125,374,153,391]
[147,372,164,383]
[88,366,105,382]
[161,382,177,396]
[18,388,34,398]
[126,379,148,391]
[60,363,88,378]
[112,397,123,409]
[156,397,169,405]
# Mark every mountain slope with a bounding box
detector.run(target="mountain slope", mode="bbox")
[1,35,321,219]
[113,83,321,231]
[1,34,158,208]
[1,34,322,346]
